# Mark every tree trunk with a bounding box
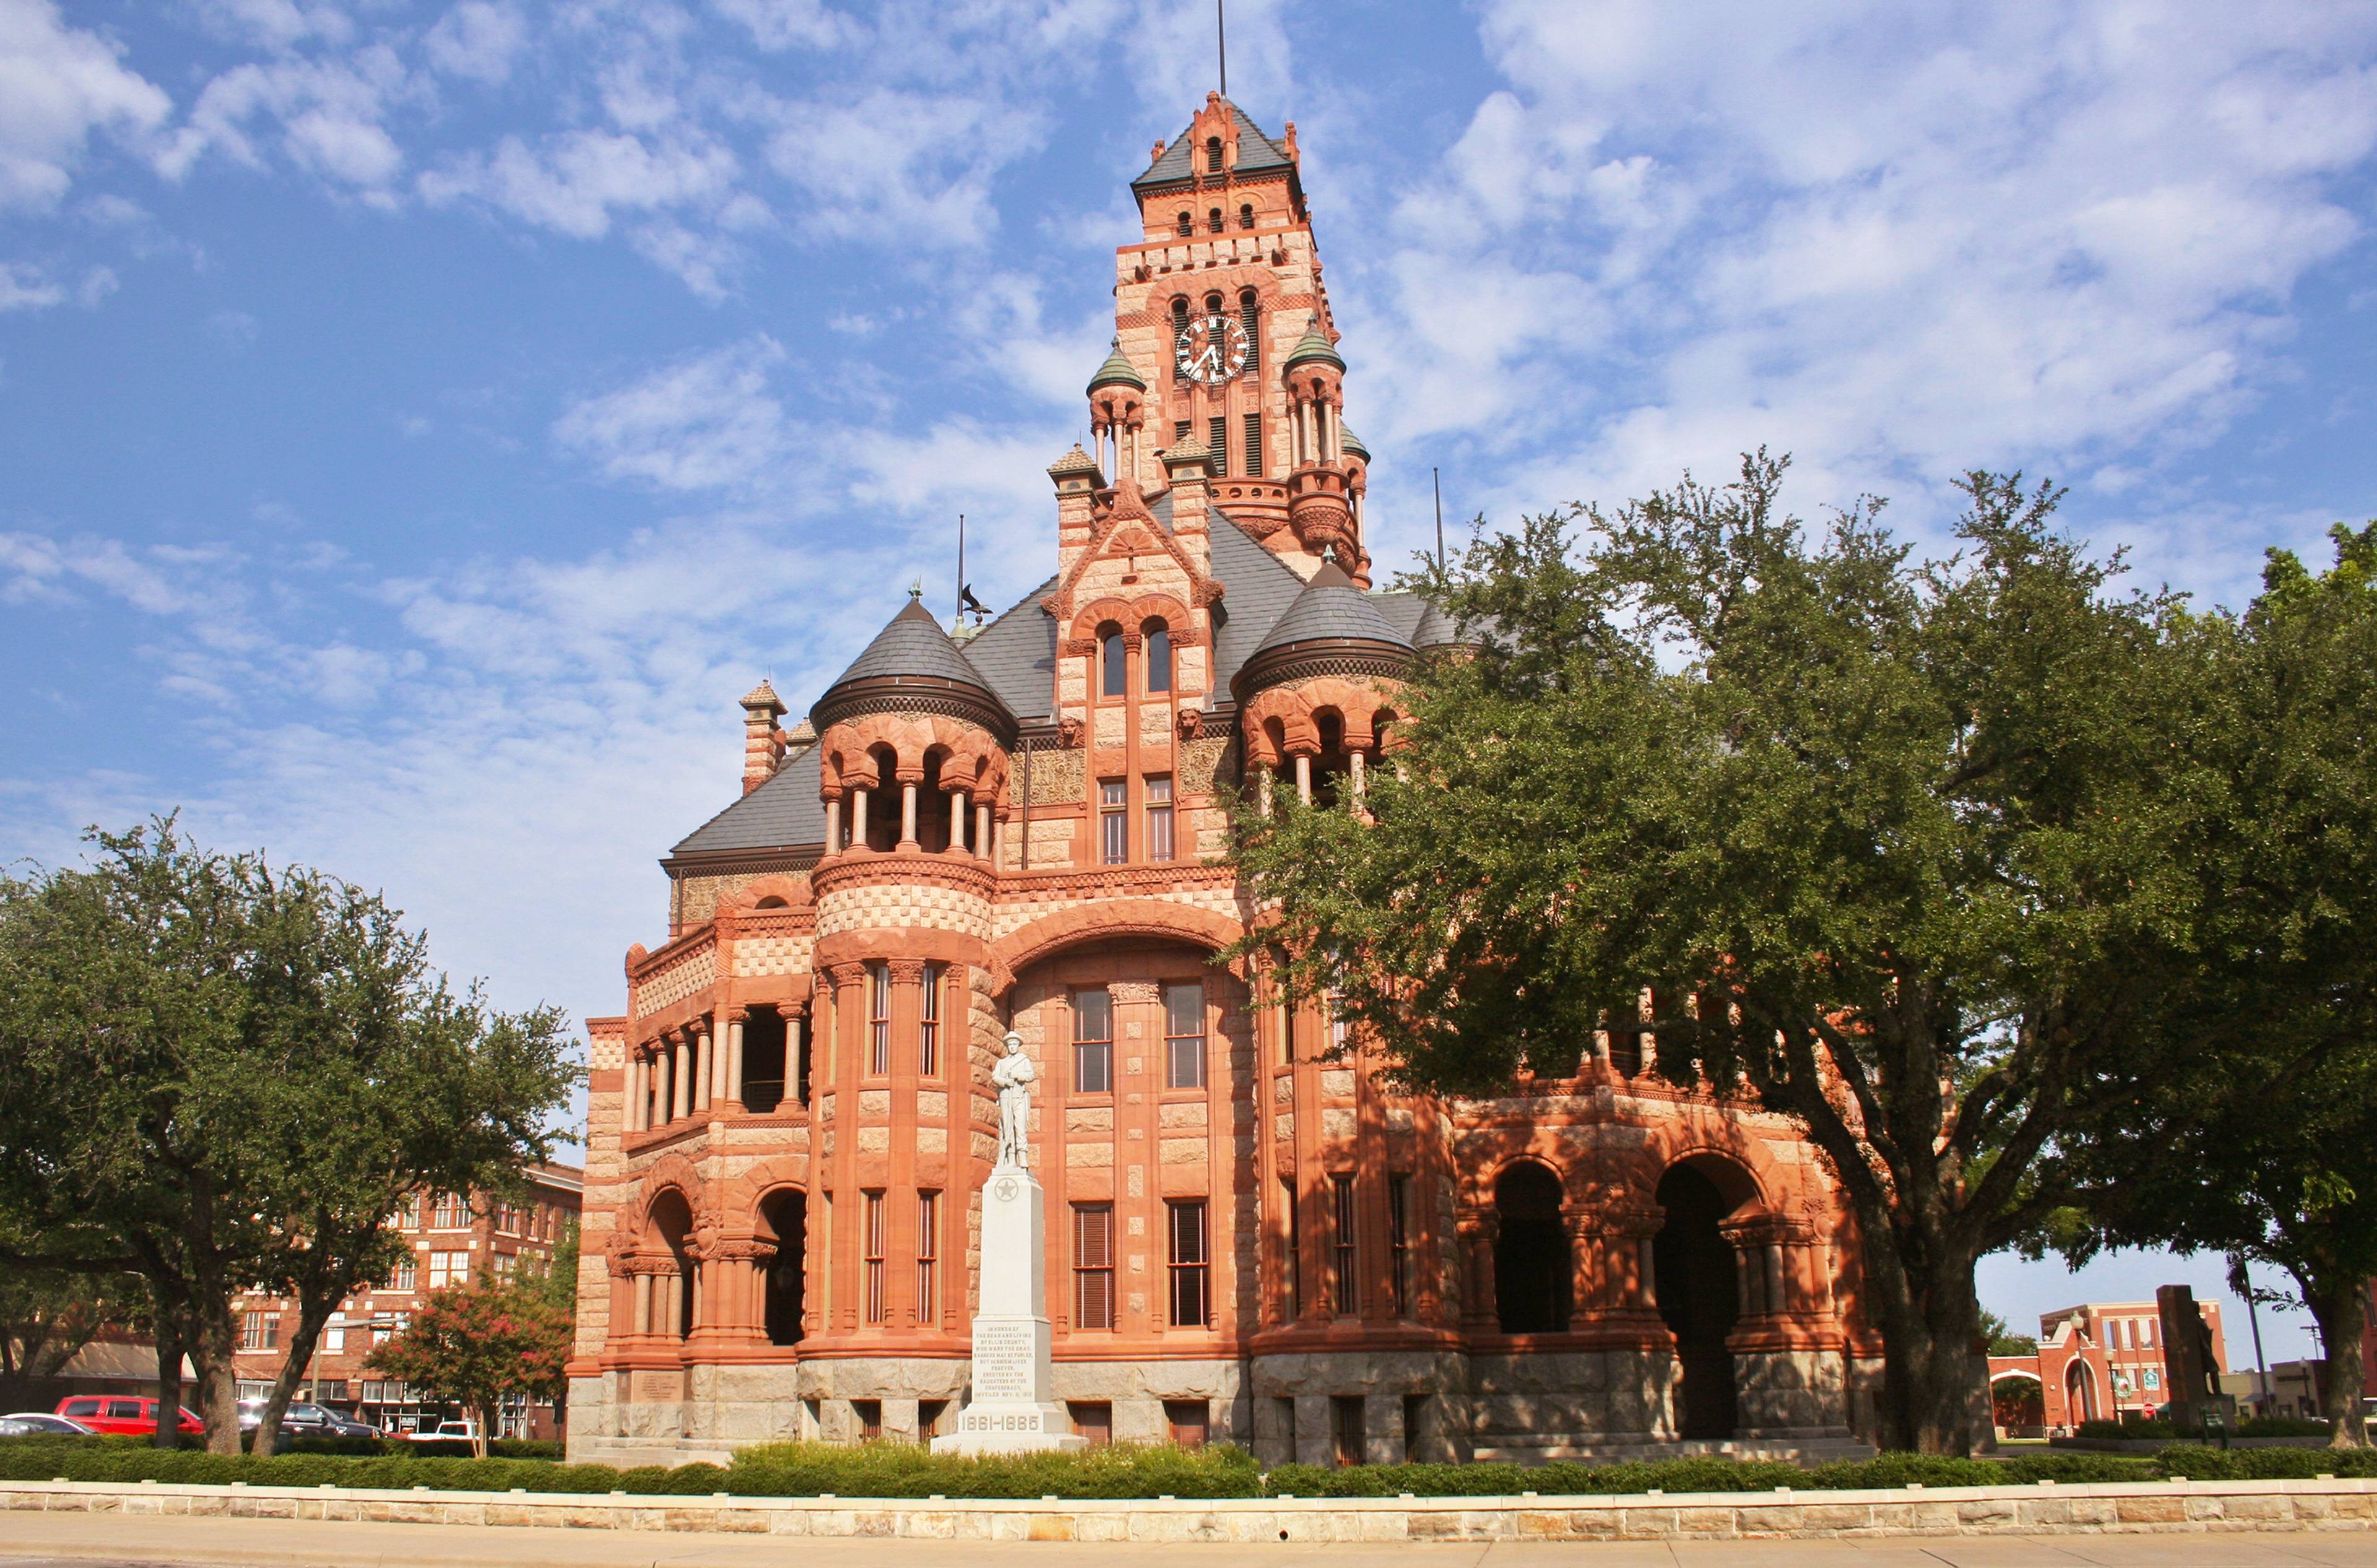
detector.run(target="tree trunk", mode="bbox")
[185,1289,245,1456]
[251,1294,340,1457]
[2301,1269,2371,1449]
[471,1401,492,1460]
[1853,1203,1986,1453]
[150,1313,185,1452]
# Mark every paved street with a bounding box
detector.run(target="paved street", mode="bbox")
[6,1514,2377,1568]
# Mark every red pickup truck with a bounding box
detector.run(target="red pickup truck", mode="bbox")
[54,1396,204,1437]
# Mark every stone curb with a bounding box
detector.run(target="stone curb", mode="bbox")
[6,1478,2375,1543]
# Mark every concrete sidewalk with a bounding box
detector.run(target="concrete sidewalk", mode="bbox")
[6,1514,2377,1568]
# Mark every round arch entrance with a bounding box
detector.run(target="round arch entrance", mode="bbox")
[1492,1162,1571,1334]
[757,1189,807,1348]
[645,1188,696,1342]
[1653,1163,1746,1439]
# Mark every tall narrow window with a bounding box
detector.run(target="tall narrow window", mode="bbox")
[1281,1174,1301,1319]
[1174,419,1191,446]
[1145,775,1176,864]
[854,1399,882,1440]
[1240,290,1260,373]
[916,1190,938,1323]
[1072,989,1112,1094]
[1331,1174,1359,1316]
[1171,297,1189,347]
[867,962,891,1076]
[1145,622,1172,693]
[1205,136,1223,172]
[1100,779,1128,865]
[1207,207,1224,233]
[1168,1200,1210,1327]
[1208,414,1228,477]
[1243,411,1264,478]
[862,1191,886,1325]
[1388,1172,1413,1317]
[1073,1203,1114,1329]
[1237,202,1254,229]
[1100,625,1127,698]
[919,964,940,1078]
[1175,210,1191,236]
[1164,980,1204,1088]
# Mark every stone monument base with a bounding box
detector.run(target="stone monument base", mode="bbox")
[930,1401,1086,1454]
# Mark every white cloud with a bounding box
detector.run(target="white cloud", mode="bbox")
[0,0,172,212]
[421,127,737,239]
[0,261,63,310]
[425,1,527,87]
[552,337,791,492]
[1335,0,2377,585]
[709,0,855,52]
[761,87,1042,246]
[160,47,409,196]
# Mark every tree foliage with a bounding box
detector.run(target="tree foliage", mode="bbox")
[0,819,576,1453]
[1232,455,2220,1455]
[366,1268,572,1458]
[2042,522,2377,1448]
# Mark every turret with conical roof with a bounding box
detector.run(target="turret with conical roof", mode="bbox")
[1085,337,1146,491]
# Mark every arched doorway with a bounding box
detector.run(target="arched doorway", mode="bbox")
[646,1188,695,1341]
[758,1189,807,1348]
[2065,1359,2098,1424]
[1654,1164,1741,1439]
[1492,1162,1571,1334]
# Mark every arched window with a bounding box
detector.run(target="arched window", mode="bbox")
[1239,288,1260,375]
[1175,210,1192,236]
[1143,619,1172,693]
[865,745,899,852]
[1492,1163,1570,1333]
[1238,203,1254,230]
[1206,136,1223,172]
[1171,296,1190,344]
[1208,207,1224,233]
[1099,622,1126,698]
[1655,1164,1743,1439]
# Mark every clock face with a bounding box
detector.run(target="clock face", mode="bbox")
[1176,313,1249,384]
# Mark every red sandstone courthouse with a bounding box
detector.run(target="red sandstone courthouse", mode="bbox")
[568,95,1878,1466]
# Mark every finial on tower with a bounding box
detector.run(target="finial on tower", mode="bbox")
[909,579,923,600]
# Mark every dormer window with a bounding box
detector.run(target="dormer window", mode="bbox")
[1176,210,1192,236]
[1143,618,1172,693]
[1099,622,1127,698]
[1206,136,1223,172]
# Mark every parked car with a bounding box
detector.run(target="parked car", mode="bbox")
[53,1397,203,1437]
[1,1412,96,1436]
[405,1419,480,1445]
[235,1400,378,1440]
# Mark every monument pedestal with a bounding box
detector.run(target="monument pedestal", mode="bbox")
[932,1163,1084,1453]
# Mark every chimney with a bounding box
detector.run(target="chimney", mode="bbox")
[738,680,787,794]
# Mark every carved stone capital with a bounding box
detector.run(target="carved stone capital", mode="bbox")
[1107,980,1161,1005]
[887,958,927,984]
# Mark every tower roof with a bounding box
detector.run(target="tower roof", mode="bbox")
[1086,337,1146,394]
[1284,316,1344,372]
[1234,553,1411,700]
[813,592,1014,737]
[1339,425,1369,462]
[1133,100,1295,191]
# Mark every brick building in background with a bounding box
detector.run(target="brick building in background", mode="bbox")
[1985,1297,2230,1431]
[228,1161,582,1436]
[566,93,1882,1468]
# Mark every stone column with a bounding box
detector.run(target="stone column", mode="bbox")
[1294,752,1312,805]
[977,803,994,861]
[1457,1213,1499,1331]
[695,1023,714,1113]
[633,1271,655,1336]
[851,788,868,848]
[626,1052,645,1133]
[725,1011,746,1106]
[670,1034,690,1124]
[950,789,968,851]
[1349,748,1366,802]
[825,796,842,854]
[901,782,919,846]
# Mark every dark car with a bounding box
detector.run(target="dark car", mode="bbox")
[1,1412,96,1436]
[236,1399,378,1441]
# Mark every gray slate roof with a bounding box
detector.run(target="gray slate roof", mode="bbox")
[669,506,1416,860]
[826,595,1008,701]
[1250,560,1413,657]
[1133,103,1294,190]
[675,743,826,855]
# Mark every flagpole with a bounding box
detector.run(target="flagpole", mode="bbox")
[955,513,966,632]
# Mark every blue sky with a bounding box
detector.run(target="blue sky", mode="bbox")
[4,1,2373,1362]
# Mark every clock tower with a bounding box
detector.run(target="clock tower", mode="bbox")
[1085,92,1367,584]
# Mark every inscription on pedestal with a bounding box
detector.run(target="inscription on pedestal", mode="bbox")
[973,1322,1034,1402]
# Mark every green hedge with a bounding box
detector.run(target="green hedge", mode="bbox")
[4,1436,2368,1499]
